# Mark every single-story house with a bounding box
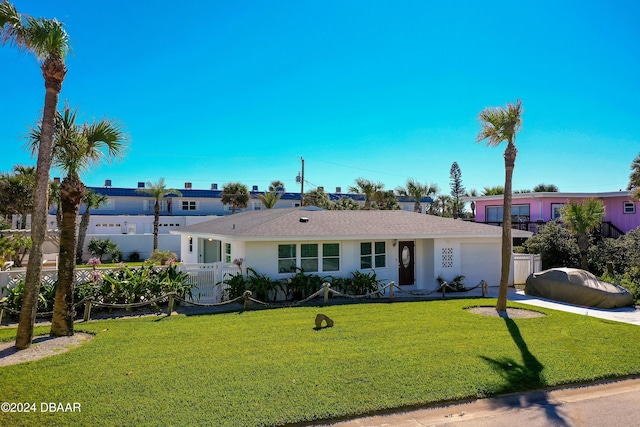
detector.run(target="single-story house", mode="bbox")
[171,207,532,295]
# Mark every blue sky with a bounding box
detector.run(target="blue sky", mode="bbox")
[1,1,639,196]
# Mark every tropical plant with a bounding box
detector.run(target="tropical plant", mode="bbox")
[136,178,182,250]
[268,180,285,193]
[76,190,109,263]
[1,279,55,313]
[348,178,384,210]
[258,190,281,209]
[221,182,250,214]
[2,1,72,348]
[0,234,31,268]
[533,183,559,192]
[481,185,505,196]
[372,190,400,210]
[49,178,62,229]
[28,105,126,336]
[331,271,382,296]
[88,238,119,262]
[146,249,178,266]
[0,165,35,228]
[522,220,580,270]
[628,153,640,200]
[396,179,438,213]
[285,268,326,300]
[302,187,331,208]
[449,162,465,219]
[477,99,523,312]
[331,196,361,210]
[560,199,606,271]
[433,194,452,217]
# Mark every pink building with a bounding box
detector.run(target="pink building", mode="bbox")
[468,191,639,238]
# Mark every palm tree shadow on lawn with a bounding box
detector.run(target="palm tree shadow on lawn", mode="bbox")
[480,314,570,426]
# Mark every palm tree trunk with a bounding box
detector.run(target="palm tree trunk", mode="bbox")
[16,72,64,349]
[50,174,85,336]
[496,143,516,312]
[76,209,90,263]
[153,199,160,250]
[578,234,590,271]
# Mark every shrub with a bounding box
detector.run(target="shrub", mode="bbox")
[522,220,580,269]
[1,280,56,312]
[285,268,326,300]
[146,250,178,266]
[128,251,141,262]
[330,271,382,296]
[88,238,119,262]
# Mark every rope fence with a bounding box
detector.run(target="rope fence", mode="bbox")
[0,280,491,323]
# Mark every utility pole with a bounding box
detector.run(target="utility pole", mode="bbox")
[300,157,305,206]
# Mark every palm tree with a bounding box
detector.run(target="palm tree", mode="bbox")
[482,185,505,196]
[137,178,182,250]
[466,189,478,218]
[268,180,285,193]
[628,153,640,200]
[348,178,384,210]
[3,1,71,349]
[49,179,62,230]
[29,106,126,336]
[434,194,451,217]
[560,199,605,271]
[477,99,523,312]
[396,179,438,213]
[258,190,281,209]
[76,190,108,263]
[302,187,331,208]
[221,182,249,214]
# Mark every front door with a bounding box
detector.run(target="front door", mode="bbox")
[398,241,415,285]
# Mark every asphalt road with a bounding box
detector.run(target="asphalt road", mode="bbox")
[322,377,640,427]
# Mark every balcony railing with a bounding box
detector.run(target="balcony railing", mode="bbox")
[481,220,625,239]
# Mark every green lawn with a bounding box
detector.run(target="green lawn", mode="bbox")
[1,299,640,426]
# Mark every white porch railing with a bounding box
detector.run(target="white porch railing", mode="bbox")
[513,253,542,285]
[178,262,240,304]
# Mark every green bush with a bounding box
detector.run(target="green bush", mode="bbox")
[88,238,119,262]
[330,271,382,296]
[600,268,640,301]
[522,220,580,269]
[1,280,56,312]
[146,250,178,266]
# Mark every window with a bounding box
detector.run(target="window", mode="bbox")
[322,243,340,272]
[188,237,193,253]
[278,244,297,273]
[551,203,565,219]
[486,204,530,222]
[144,199,167,212]
[624,201,636,214]
[361,242,386,269]
[300,244,318,272]
[225,243,231,263]
[181,200,197,211]
[278,243,340,273]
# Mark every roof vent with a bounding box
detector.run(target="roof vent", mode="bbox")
[299,217,309,223]
[185,182,192,189]
[211,183,218,190]
[137,182,145,188]
[104,179,112,187]
[252,185,258,191]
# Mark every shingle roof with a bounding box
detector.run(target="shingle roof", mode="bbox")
[172,207,532,241]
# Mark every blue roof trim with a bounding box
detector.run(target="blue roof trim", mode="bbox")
[87,187,433,203]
